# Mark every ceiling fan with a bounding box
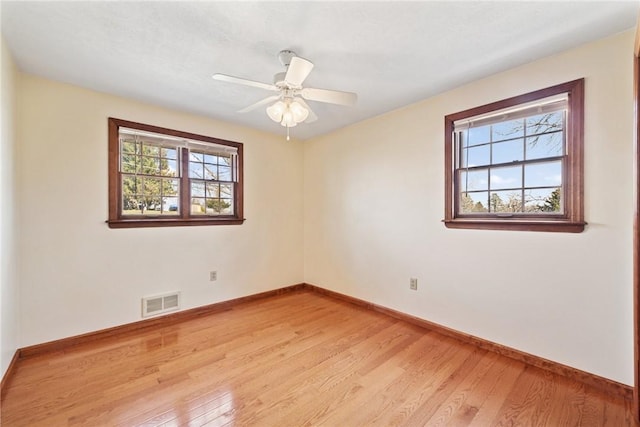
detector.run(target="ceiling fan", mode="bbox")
[212,50,357,140]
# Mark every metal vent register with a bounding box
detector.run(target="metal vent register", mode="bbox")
[141,292,180,317]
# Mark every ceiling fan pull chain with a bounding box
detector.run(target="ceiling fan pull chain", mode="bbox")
[286,125,290,141]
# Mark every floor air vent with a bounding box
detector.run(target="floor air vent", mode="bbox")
[142,291,181,317]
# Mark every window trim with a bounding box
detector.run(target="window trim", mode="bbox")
[443,79,585,233]
[107,118,244,228]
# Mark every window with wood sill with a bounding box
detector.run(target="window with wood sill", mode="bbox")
[108,118,244,228]
[444,79,585,233]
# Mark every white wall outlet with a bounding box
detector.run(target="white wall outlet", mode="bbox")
[210,271,217,281]
[410,277,418,290]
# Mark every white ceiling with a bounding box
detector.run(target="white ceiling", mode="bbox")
[1,1,638,140]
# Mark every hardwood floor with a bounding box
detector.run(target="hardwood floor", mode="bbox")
[1,290,636,426]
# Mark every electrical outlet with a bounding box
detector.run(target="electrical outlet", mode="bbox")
[210,271,217,281]
[409,278,418,290]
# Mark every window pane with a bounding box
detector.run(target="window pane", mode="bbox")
[219,156,231,166]
[492,139,524,164]
[220,199,233,214]
[191,198,206,215]
[163,197,179,215]
[122,194,138,213]
[526,111,563,136]
[147,201,161,211]
[489,190,523,213]
[161,147,177,160]
[461,145,490,168]
[524,161,562,188]
[164,160,178,177]
[189,162,204,179]
[205,198,230,214]
[122,175,139,213]
[220,183,233,198]
[190,152,204,162]
[204,154,217,164]
[164,178,179,196]
[191,181,205,197]
[467,125,490,146]
[122,197,146,214]
[142,144,159,156]
[525,187,562,213]
[122,141,137,154]
[206,182,219,197]
[143,177,161,195]
[490,165,522,190]
[141,157,160,175]
[218,166,231,181]
[204,164,217,180]
[460,191,488,213]
[526,132,563,160]
[491,119,524,142]
[122,175,137,192]
[460,169,488,191]
[121,155,137,173]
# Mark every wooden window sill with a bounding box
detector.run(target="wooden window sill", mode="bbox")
[443,219,586,233]
[107,218,246,229]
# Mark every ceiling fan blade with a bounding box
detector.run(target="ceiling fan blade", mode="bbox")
[284,57,314,87]
[295,98,318,123]
[301,87,357,106]
[237,95,281,113]
[212,74,278,91]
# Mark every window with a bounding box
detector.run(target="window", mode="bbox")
[444,79,584,232]
[108,118,244,228]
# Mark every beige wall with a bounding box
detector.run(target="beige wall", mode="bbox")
[6,28,636,386]
[16,75,304,347]
[1,38,19,377]
[304,30,635,385]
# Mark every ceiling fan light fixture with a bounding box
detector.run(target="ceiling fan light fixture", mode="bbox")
[281,110,297,127]
[267,99,308,128]
[290,100,309,123]
[266,100,286,122]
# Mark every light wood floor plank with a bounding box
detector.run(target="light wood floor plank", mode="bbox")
[420,350,501,426]
[1,290,636,426]
[491,367,558,426]
[466,356,526,426]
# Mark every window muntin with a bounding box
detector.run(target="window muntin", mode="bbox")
[108,118,244,228]
[444,79,584,232]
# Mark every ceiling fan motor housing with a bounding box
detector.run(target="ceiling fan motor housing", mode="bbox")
[278,49,296,67]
